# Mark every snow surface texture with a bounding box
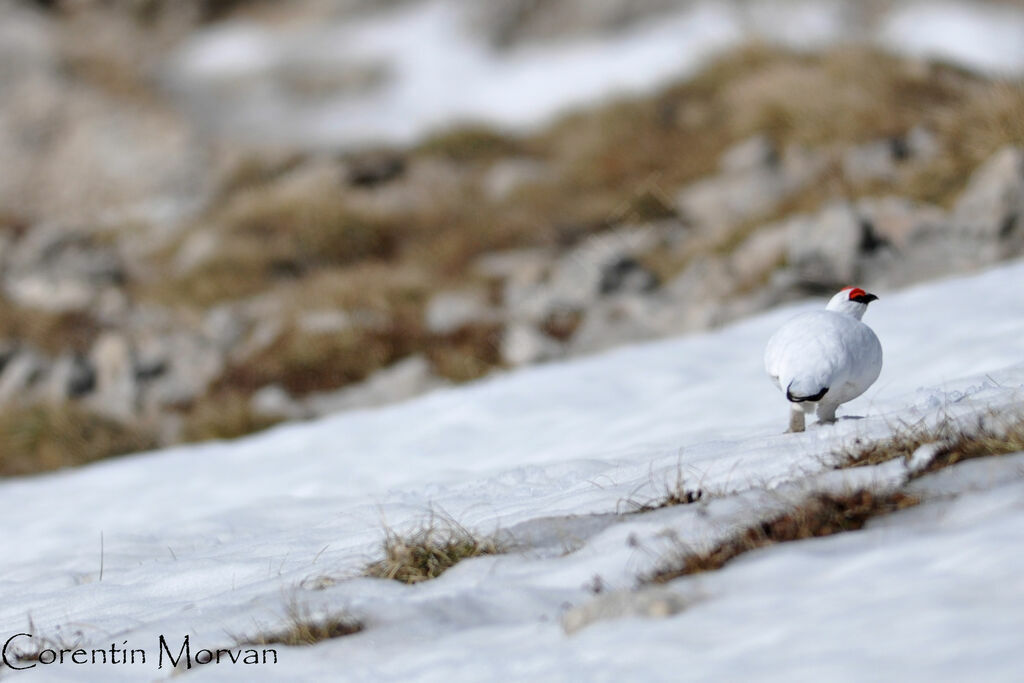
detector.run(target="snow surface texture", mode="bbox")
[3,261,1024,681]
[167,0,1024,146]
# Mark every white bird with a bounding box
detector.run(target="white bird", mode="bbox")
[764,287,882,432]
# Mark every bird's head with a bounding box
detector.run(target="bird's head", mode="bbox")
[826,286,878,320]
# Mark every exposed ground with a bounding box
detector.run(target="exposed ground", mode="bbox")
[1,1,1023,477]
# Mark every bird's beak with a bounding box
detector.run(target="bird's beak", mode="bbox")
[854,293,878,304]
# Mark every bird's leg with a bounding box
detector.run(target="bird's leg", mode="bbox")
[816,403,838,424]
[788,407,806,433]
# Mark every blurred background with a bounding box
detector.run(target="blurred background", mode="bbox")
[0,0,1022,475]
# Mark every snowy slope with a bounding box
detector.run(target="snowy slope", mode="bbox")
[2,261,1024,680]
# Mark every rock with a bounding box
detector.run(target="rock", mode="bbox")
[233,317,285,362]
[140,333,225,411]
[425,289,496,335]
[173,230,219,275]
[952,146,1024,263]
[473,247,551,285]
[204,305,248,351]
[482,158,551,201]
[677,141,827,231]
[538,226,662,315]
[3,224,124,313]
[304,355,445,416]
[569,294,680,354]
[853,197,952,287]
[297,310,353,335]
[906,126,940,163]
[719,134,778,173]
[841,128,939,185]
[0,349,45,405]
[346,152,405,188]
[251,384,309,421]
[4,274,96,313]
[598,256,658,295]
[501,323,563,367]
[855,196,948,250]
[88,333,138,420]
[785,202,878,289]
[41,353,95,403]
[728,223,789,292]
[562,587,694,635]
[468,0,685,48]
[842,139,900,184]
[0,340,19,374]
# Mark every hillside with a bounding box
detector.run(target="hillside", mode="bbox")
[2,260,1024,680]
[2,0,1024,475]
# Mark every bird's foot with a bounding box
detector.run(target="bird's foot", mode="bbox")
[788,410,806,433]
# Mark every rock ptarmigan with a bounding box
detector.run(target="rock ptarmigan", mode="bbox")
[764,287,882,432]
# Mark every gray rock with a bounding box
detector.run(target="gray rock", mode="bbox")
[842,139,900,184]
[785,202,873,289]
[141,333,225,410]
[677,142,827,231]
[719,134,778,173]
[483,158,551,201]
[563,587,694,635]
[599,256,658,295]
[3,224,124,313]
[173,230,219,275]
[0,340,19,373]
[841,128,939,185]
[906,126,940,164]
[204,305,248,352]
[728,223,789,292]
[42,353,95,404]
[853,197,952,288]
[473,247,552,285]
[0,349,45,405]
[535,226,662,317]
[569,294,682,354]
[251,384,309,421]
[4,274,96,313]
[952,146,1024,263]
[468,0,685,48]
[304,355,445,416]
[501,323,563,367]
[855,196,947,250]
[88,333,138,420]
[425,289,496,335]
[297,310,353,335]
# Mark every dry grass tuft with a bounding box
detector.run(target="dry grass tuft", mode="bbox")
[837,412,1024,475]
[239,600,363,648]
[647,489,919,583]
[365,514,509,584]
[2,619,84,667]
[620,466,705,514]
[0,404,157,477]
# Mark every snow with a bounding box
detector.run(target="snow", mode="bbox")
[880,2,1024,75]
[167,0,1024,147]
[4,260,1024,680]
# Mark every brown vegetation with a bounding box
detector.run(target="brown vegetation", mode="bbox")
[365,515,509,584]
[646,489,920,583]
[0,404,156,477]
[837,412,1024,475]
[239,600,363,647]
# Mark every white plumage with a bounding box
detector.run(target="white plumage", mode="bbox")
[764,287,882,432]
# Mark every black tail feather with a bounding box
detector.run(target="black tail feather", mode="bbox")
[786,383,829,403]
